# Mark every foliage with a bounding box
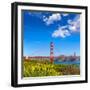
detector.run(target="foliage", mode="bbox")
[23,59,80,77]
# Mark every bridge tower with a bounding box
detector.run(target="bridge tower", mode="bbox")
[74,52,76,57]
[50,42,54,63]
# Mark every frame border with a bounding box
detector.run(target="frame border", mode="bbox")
[11,2,88,87]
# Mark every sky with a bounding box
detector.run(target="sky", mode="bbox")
[22,10,80,56]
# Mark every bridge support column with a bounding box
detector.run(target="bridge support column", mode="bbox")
[50,42,54,63]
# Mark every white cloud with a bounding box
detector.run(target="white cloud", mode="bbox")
[28,12,44,19]
[68,15,80,32]
[67,19,72,24]
[52,27,70,38]
[62,14,69,16]
[52,15,80,38]
[68,25,76,31]
[43,13,61,25]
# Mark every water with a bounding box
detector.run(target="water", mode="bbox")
[54,60,80,67]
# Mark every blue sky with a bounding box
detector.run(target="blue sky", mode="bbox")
[22,11,80,56]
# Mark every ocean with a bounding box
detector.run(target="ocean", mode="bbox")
[54,60,80,66]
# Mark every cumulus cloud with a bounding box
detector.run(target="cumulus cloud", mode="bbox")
[52,15,80,38]
[68,15,80,32]
[28,12,45,19]
[52,27,70,38]
[28,11,80,38]
[62,13,69,16]
[43,13,61,25]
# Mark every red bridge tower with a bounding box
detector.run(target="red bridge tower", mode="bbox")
[50,42,54,63]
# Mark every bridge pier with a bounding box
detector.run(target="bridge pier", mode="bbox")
[50,42,54,63]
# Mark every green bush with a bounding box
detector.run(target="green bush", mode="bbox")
[23,59,80,77]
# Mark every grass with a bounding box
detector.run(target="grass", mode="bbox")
[23,59,80,77]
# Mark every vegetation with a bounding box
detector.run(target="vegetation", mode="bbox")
[23,59,80,77]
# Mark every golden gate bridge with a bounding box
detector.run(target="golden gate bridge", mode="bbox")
[24,42,78,63]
